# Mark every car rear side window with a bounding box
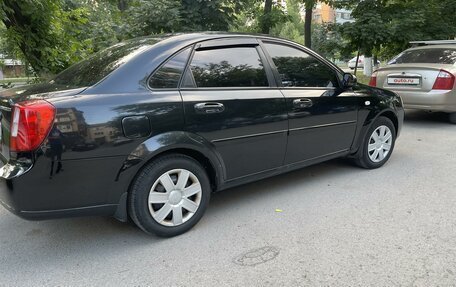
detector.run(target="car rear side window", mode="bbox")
[389,48,456,64]
[264,43,339,88]
[182,47,269,88]
[149,47,192,89]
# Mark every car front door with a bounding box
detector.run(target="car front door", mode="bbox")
[261,41,358,165]
[180,38,288,180]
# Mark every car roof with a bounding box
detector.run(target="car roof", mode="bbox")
[410,40,456,46]
[407,44,456,51]
[143,32,304,48]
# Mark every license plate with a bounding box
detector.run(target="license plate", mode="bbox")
[388,77,420,85]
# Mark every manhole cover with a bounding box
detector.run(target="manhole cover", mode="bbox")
[233,246,279,266]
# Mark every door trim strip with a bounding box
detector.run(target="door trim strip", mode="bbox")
[212,129,287,143]
[289,120,356,132]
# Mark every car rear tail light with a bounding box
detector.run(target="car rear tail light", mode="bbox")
[10,100,56,152]
[369,71,378,87]
[432,70,455,90]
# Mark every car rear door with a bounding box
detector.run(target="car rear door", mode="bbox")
[261,41,358,165]
[180,38,288,180]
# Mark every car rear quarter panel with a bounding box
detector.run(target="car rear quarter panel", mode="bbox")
[5,89,186,215]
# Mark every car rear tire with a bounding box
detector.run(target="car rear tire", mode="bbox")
[354,116,396,169]
[449,112,456,124]
[128,154,211,237]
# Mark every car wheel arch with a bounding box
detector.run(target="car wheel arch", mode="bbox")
[364,108,399,136]
[142,147,220,191]
[121,131,224,190]
[351,108,399,157]
[113,132,224,223]
[377,110,399,135]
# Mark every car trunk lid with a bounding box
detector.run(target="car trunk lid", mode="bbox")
[375,64,455,92]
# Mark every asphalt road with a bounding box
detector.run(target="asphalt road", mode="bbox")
[1,110,456,286]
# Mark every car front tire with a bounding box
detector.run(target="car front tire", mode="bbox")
[128,154,211,237]
[355,116,396,169]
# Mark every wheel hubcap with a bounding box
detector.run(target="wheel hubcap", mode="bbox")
[148,169,202,227]
[368,125,393,163]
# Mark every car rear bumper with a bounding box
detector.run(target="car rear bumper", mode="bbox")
[0,153,129,220]
[391,89,456,112]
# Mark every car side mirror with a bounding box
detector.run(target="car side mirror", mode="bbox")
[343,73,357,88]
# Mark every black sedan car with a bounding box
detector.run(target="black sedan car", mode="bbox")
[0,33,404,237]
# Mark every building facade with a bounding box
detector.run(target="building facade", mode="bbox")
[0,54,25,79]
[302,2,354,24]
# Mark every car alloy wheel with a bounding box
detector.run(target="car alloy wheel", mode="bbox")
[368,125,393,163]
[148,169,202,227]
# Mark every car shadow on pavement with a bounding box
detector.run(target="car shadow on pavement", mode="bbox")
[404,109,450,124]
[208,158,354,213]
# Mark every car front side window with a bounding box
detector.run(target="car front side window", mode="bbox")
[264,42,339,88]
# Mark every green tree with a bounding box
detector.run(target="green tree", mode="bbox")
[302,0,338,48]
[258,0,288,34]
[339,0,390,58]
[0,0,250,76]
[270,0,304,43]
[340,0,456,60]
[312,23,347,60]
[126,0,181,36]
[303,0,315,48]
[179,0,245,31]
[0,0,89,76]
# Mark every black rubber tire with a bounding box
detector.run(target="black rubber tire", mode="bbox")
[128,154,211,237]
[354,116,396,169]
[449,112,456,124]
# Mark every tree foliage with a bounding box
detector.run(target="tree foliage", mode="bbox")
[0,0,90,75]
[0,0,248,76]
[340,0,456,59]
[312,23,349,60]
[1,0,455,76]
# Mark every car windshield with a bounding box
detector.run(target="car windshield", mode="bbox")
[51,37,162,87]
[388,48,456,65]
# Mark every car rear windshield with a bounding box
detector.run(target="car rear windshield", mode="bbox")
[389,48,456,64]
[51,37,162,87]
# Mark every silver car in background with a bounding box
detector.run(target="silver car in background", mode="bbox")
[369,41,456,123]
[348,55,380,69]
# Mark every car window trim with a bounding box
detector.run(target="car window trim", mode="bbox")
[147,44,194,91]
[179,39,275,90]
[259,39,344,89]
[179,87,279,91]
[196,37,260,50]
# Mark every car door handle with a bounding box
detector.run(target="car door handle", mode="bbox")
[293,98,313,108]
[194,102,225,114]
